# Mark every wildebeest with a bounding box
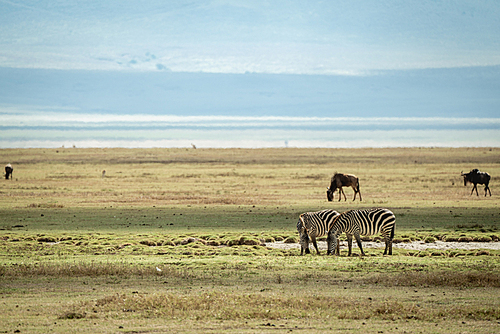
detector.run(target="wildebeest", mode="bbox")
[461,169,491,196]
[327,173,362,202]
[4,164,13,180]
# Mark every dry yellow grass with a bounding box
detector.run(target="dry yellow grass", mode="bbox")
[1,147,499,333]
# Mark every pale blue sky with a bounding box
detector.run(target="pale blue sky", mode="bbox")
[1,0,499,74]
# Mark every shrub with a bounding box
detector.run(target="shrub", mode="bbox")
[458,236,472,242]
[239,236,260,246]
[424,236,436,243]
[227,239,240,246]
[37,236,57,243]
[163,240,175,246]
[139,240,158,246]
[476,250,490,256]
[207,240,220,246]
[430,251,444,256]
[473,236,492,242]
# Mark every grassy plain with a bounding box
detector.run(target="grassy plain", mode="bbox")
[0,147,499,333]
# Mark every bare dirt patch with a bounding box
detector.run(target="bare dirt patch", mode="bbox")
[266,240,500,251]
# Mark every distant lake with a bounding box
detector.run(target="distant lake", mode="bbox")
[1,67,499,148]
[1,113,499,148]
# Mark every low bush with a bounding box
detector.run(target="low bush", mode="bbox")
[424,236,436,243]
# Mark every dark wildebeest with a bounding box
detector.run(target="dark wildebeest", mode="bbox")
[327,173,362,202]
[4,164,13,180]
[461,169,491,196]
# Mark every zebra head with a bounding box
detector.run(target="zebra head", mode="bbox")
[326,229,339,255]
[297,214,311,255]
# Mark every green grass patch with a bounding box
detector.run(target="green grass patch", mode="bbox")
[1,147,499,333]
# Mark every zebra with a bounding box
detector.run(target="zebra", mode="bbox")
[297,209,340,255]
[326,208,396,256]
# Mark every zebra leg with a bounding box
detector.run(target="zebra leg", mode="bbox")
[354,233,366,256]
[311,237,321,255]
[383,238,393,255]
[346,234,353,256]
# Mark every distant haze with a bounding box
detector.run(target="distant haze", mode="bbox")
[1,1,499,148]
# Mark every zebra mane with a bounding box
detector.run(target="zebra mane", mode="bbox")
[331,209,354,227]
[331,211,345,224]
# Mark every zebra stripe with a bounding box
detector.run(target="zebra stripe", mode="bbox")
[326,208,396,256]
[297,209,339,255]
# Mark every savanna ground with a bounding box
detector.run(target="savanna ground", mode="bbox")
[0,147,499,333]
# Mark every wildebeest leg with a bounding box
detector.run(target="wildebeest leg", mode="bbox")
[471,183,479,196]
[485,183,492,196]
[354,233,365,256]
[338,188,347,201]
[311,237,321,255]
[351,185,357,201]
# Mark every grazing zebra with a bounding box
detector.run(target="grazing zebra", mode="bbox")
[326,208,396,256]
[297,209,340,255]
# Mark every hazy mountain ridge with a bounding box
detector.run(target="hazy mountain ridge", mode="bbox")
[1,66,499,118]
